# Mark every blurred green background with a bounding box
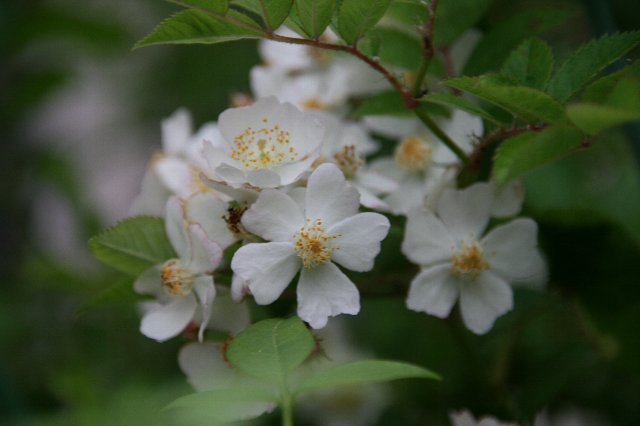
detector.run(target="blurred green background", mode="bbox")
[1,0,639,425]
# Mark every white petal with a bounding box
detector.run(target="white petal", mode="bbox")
[242,189,305,242]
[201,140,230,176]
[140,294,197,342]
[384,173,425,216]
[231,273,250,302]
[187,224,223,274]
[355,184,390,210]
[215,163,248,186]
[246,168,281,188]
[178,341,235,391]
[165,196,189,258]
[186,193,236,249]
[305,163,359,227]
[208,286,251,336]
[402,208,455,266]
[406,264,459,318]
[133,266,161,295]
[193,275,216,342]
[272,156,316,186]
[155,156,194,198]
[437,182,494,241]
[129,166,170,217]
[231,242,300,304]
[162,108,192,155]
[491,180,525,218]
[440,109,483,154]
[482,218,547,287]
[297,262,360,329]
[355,170,398,194]
[328,213,390,272]
[459,272,513,335]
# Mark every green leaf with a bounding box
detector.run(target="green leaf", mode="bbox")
[295,0,335,38]
[296,360,441,394]
[582,60,640,104]
[434,0,494,46]
[171,0,229,14]
[566,104,640,136]
[353,90,448,118]
[366,27,421,70]
[226,317,315,384]
[464,9,565,75]
[89,216,176,275]
[164,385,275,424]
[493,126,584,184]
[445,74,566,124]
[337,0,393,45]
[134,9,263,49]
[383,0,426,28]
[76,277,139,317]
[232,0,294,30]
[547,31,640,102]
[420,91,508,125]
[501,37,554,90]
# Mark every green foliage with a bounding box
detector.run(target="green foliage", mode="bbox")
[464,9,566,75]
[353,90,448,118]
[134,9,263,48]
[365,27,422,70]
[76,277,138,317]
[582,61,640,103]
[501,37,554,90]
[294,0,335,38]
[231,0,294,31]
[434,0,494,46]
[296,360,440,393]
[492,126,584,184]
[226,317,315,384]
[337,0,393,45]
[566,104,640,136]
[420,91,508,125]
[547,31,640,102]
[88,216,175,275]
[445,74,566,124]
[171,0,229,14]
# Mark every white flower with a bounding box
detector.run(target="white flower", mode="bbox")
[134,197,223,342]
[202,97,325,188]
[402,183,547,334]
[450,410,517,426]
[231,163,390,328]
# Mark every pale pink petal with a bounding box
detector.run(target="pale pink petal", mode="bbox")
[231,242,300,304]
[297,262,360,329]
[328,213,390,272]
[305,163,359,227]
[459,271,513,335]
[242,189,305,242]
[406,264,459,318]
[402,208,455,266]
[140,294,197,342]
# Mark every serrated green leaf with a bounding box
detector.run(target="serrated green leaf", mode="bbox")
[493,126,584,184]
[582,60,640,103]
[134,9,263,49]
[501,37,554,90]
[445,74,566,124]
[171,0,229,14]
[295,0,335,38]
[353,90,448,118]
[383,0,427,28]
[366,27,421,70]
[296,360,441,394]
[226,317,315,384]
[421,91,508,125]
[76,277,139,317]
[164,385,275,424]
[232,0,293,30]
[337,0,393,45]
[566,103,640,136]
[547,31,640,102]
[465,9,565,75]
[434,0,494,46]
[89,216,176,275]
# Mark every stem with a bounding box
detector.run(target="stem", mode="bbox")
[412,0,438,97]
[411,57,430,97]
[281,388,294,426]
[413,108,469,163]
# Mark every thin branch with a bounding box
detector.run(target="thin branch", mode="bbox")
[412,0,439,97]
[414,108,469,163]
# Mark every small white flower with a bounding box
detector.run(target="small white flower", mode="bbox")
[134,197,223,342]
[231,163,390,328]
[402,183,546,334]
[202,97,325,188]
[450,410,517,426]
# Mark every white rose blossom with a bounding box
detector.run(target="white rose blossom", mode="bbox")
[231,163,390,328]
[402,183,547,334]
[134,197,222,342]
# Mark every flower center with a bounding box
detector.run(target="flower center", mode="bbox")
[333,145,361,177]
[293,219,339,268]
[230,118,296,169]
[449,242,489,280]
[301,98,325,110]
[394,136,433,171]
[224,202,248,237]
[160,258,194,296]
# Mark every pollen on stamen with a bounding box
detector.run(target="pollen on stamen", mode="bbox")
[160,259,194,296]
[449,242,489,280]
[230,121,297,169]
[293,218,339,268]
[394,136,433,172]
[333,144,362,177]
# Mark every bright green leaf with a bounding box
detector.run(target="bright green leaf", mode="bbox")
[434,0,494,46]
[170,0,229,14]
[582,60,640,104]
[296,360,441,394]
[566,103,640,136]
[337,0,393,45]
[226,317,315,384]
[383,0,426,29]
[76,277,138,317]
[89,216,175,275]
[134,9,263,49]
[164,385,275,424]
[295,0,335,38]
[501,37,554,90]
[465,9,565,75]
[366,27,421,70]
[445,74,566,124]
[421,91,508,125]
[547,31,640,102]
[493,126,584,184]
[232,0,294,31]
